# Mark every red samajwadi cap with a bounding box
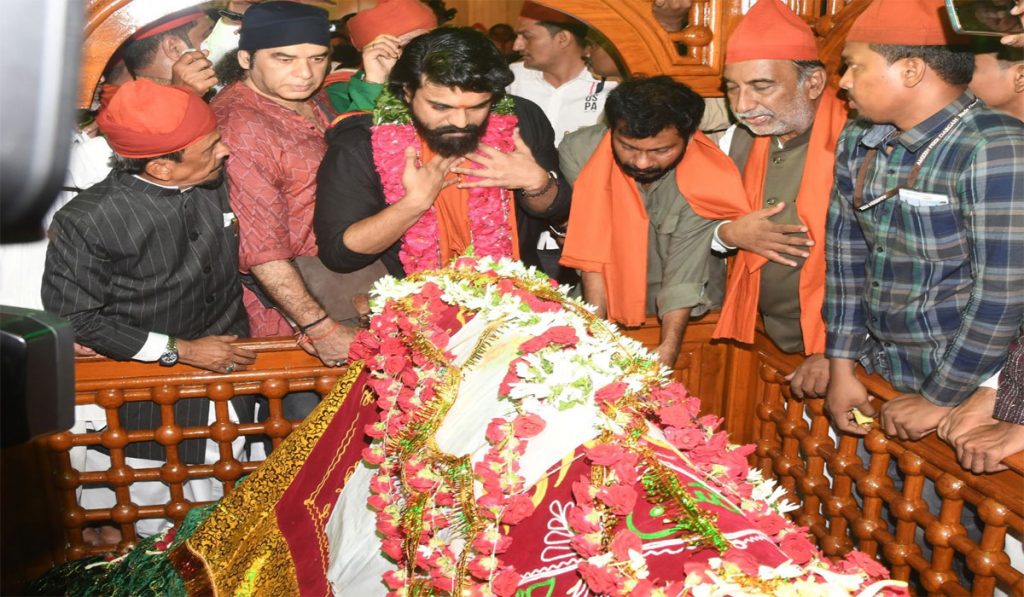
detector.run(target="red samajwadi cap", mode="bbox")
[725,0,819,64]
[97,80,217,158]
[847,0,968,45]
[347,0,437,50]
[132,8,206,41]
[520,0,580,25]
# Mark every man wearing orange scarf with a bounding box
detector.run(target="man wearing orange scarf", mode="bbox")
[559,77,745,368]
[696,0,847,398]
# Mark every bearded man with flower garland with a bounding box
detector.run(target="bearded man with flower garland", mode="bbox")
[314,27,572,278]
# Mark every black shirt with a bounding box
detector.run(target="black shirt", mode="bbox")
[314,95,571,277]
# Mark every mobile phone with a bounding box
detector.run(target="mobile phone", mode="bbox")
[945,0,1024,36]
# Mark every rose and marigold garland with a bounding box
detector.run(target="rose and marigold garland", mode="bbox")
[371,90,518,274]
[351,255,907,597]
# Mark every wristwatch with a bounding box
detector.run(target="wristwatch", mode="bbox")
[159,337,179,367]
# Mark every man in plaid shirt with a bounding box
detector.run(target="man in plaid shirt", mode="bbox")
[824,0,1024,439]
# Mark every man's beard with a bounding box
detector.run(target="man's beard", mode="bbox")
[412,112,489,158]
[731,94,817,138]
[614,147,685,184]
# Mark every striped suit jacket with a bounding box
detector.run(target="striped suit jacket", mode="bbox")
[43,172,250,463]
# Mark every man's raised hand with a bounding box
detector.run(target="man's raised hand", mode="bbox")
[450,128,548,192]
[718,202,813,267]
[171,50,218,96]
[400,147,460,213]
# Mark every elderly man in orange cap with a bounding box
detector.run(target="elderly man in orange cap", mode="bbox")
[689,0,848,399]
[326,0,437,113]
[825,0,1024,444]
[42,80,255,537]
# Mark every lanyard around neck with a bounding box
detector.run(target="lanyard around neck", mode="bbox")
[853,99,978,211]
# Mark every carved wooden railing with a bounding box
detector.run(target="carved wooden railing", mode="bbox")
[738,329,1024,595]
[33,317,1024,594]
[45,338,345,561]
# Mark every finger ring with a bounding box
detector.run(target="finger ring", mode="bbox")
[225,363,236,373]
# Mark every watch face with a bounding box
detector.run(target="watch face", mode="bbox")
[159,350,178,367]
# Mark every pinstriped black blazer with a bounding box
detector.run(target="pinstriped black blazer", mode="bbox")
[43,172,250,463]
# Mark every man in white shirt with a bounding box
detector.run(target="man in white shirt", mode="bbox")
[508,1,617,146]
[507,1,618,282]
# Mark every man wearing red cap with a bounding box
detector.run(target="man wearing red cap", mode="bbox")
[689,0,848,399]
[213,1,366,369]
[122,7,219,97]
[42,80,255,534]
[509,1,619,284]
[825,0,1024,442]
[326,0,438,113]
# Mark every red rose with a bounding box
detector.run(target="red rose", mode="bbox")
[718,450,751,482]
[586,443,627,466]
[723,547,760,576]
[597,484,638,516]
[472,533,513,555]
[779,531,817,564]
[611,452,640,485]
[545,326,578,346]
[365,421,384,439]
[570,534,602,558]
[512,413,546,438]
[383,355,406,376]
[578,561,621,594]
[664,426,706,451]
[610,529,643,561]
[486,419,509,444]
[631,580,655,597]
[567,505,601,533]
[498,367,520,396]
[379,337,406,356]
[380,537,403,560]
[491,567,522,597]
[501,494,535,524]
[594,382,628,406]
[382,570,405,590]
[698,414,723,430]
[753,512,788,537]
[467,555,498,579]
[571,476,596,507]
[657,404,695,428]
[362,446,385,466]
[375,517,398,536]
[843,550,890,579]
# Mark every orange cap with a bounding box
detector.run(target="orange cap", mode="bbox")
[847,0,968,45]
[98,80,217,158]
[725,0,819,64]
[347,0,437,50]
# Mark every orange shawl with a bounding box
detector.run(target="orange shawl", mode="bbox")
[560,131,746,326]
[693,88,847,354]
[420,142,520,264]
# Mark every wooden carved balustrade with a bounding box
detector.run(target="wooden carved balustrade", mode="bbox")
[32,319,1024,595]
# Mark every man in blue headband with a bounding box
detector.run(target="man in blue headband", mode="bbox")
[212,1,373,385]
